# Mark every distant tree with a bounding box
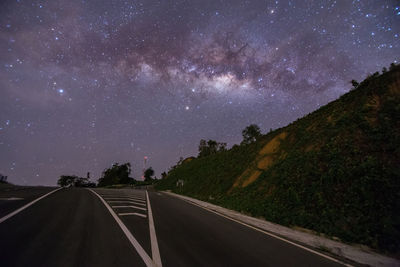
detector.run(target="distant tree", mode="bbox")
[0,174,8,183]
[218,142,227,151]
[389,63,397,71]
[351,79,359,89]
[207,140,218,154]
[382,67,387,73]
[231,144,240,150]
[241,124,262,144]
[198,139,208,156]
[161,172,167,179]
[98,163,133,187]
[74,177,88,187]
[58,175,78,187]
[177,157,184,166]
[144,167,155,182]
[198,139,227,157]
[57,175,96,187]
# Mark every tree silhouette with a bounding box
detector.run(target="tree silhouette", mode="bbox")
[0,173,7,183]
[144,167,155,182]
[241,124,261,144]
[198,139,207,156]
[198,139,227,157]
[351,79,359,88]
[57,175,77,187]
[98,162,133,187]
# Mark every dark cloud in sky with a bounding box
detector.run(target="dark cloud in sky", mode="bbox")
[0,0,399,185]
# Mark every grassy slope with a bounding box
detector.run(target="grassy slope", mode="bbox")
[156,67,400,254]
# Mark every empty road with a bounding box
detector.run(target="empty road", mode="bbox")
[0,187,351,266]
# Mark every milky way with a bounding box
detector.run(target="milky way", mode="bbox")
[0,0,399,185]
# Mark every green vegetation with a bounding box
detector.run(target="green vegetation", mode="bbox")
[0,174,8,184]
[62,163,159,188]
[198,139,227,157]
[156,64,400,254]
[144,167,155,182]
[241,124,262,144]
[97,163,135,187]
[57,175,96,187]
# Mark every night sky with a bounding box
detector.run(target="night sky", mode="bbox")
[0,0,399,185]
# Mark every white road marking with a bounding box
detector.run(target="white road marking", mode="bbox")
[179,197,352,267]
[100,195,145,200]
[104,197,146,203]
[127,196,147,201]
[0,197,24,200]
[119,212,147,218]
[112,205,147,211]
[101,194,145,199]
[88,189,154,267]
[108,200,146,206]
[147,190,162,267]
[0,188,62,224]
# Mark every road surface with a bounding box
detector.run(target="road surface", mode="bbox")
[0,187,352,266]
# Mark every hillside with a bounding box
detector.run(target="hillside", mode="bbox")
[156,65,400,254]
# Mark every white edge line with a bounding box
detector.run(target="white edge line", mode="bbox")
[119,212,147,218]
[174,195,353,267]
[146,190,162,267]
[88,189,154,267]
[0,187,63,224]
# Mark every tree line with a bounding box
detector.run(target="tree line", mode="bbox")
[165,124,263,176]
[198,124,262,157]
[57,173,96,187]
[58,163,156,187]
[57,124,263,187]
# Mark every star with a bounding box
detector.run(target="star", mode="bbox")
[0,0,398,186]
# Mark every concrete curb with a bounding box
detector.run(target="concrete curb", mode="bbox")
[163,191,399,267]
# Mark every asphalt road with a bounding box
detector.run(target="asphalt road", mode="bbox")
[0,187,349,267]
[0,185,55,218]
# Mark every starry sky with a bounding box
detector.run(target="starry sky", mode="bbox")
[0,0,399,185]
